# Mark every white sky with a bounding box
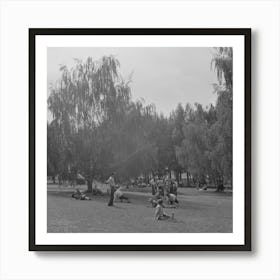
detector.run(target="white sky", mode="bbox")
[47,47,218,116]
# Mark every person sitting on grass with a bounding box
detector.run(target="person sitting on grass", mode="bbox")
[72,189,81,199]
[80,192,91,200]
[114,186,130,203]
[154,199,170,220]
[71,189,91,200]
[166,193,179,205]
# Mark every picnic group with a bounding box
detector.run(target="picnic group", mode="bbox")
[71,172,179,221]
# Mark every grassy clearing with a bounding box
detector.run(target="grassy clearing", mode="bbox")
[47,186,232,233]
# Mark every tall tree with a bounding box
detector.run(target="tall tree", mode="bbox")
[211,47,233,185]
[176,103,211,184]
[48,56,131,191]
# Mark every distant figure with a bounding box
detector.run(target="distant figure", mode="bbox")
[106,173,116,206]
[165,178,171,194]
[171,179,178,195]
[154,200,170,220]
[150,177,156,195]
[157,178,165,196]
[114,186,130,203]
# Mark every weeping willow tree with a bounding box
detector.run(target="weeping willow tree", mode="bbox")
[211,47,233,89]
[48,56,132,191]
[210,47,233,187]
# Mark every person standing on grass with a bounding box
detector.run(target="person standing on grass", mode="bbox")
[106,173,116,206]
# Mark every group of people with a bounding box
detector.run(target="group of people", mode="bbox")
[149,176,178,197]
[147,176,179,220]
[71,172,179,221]
[107,173,180,220]
[148,193,178,221]
[71,173,129,204]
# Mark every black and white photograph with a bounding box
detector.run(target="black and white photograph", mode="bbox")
[30,29,251,250]
[47,46,233,233]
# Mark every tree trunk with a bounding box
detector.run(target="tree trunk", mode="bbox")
[87,178,93,193]
[175,170,179,183]
[152,185,156,195]
[215,175,224,192]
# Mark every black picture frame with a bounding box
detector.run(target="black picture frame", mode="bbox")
[29,28,251,251]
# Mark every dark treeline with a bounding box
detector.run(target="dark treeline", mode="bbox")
[47,48,232,192]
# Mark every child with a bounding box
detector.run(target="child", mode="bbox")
[154,199,170,220]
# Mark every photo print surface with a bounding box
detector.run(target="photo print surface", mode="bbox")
[47,47,233,233]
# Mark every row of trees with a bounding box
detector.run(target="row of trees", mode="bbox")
[47,48,232,191]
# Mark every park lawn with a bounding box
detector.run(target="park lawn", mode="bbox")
[47,187,232,233]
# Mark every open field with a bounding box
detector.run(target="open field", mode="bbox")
[47,185,232,233]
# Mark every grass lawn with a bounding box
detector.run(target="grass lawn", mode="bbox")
[47,185,232,233]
